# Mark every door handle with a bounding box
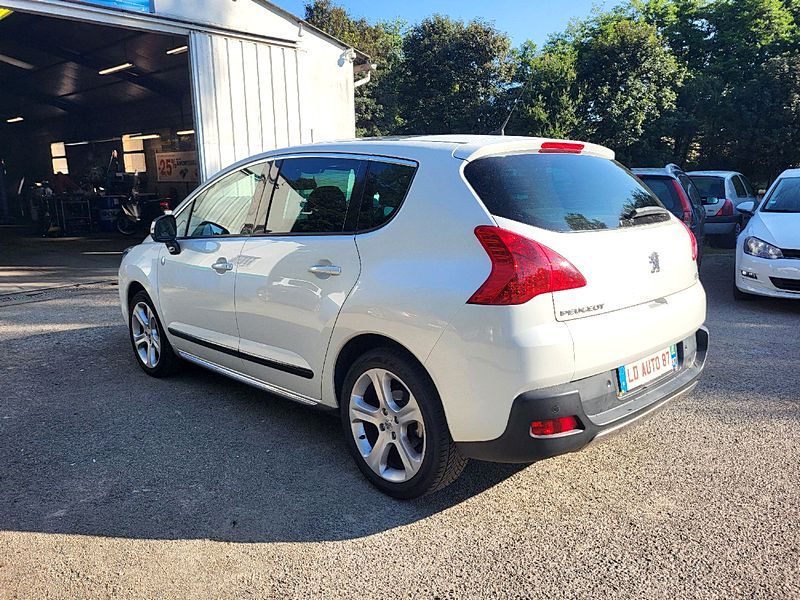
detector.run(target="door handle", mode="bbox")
[212,258,234,273]
[308,264,342,277]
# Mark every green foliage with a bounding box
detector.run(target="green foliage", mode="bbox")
[395,16,513,133]
[304,0,800,184]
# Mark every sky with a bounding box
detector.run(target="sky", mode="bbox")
[269,0,624,47]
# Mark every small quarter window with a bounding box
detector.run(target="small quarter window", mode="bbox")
[358,161,416,230]
[732,176,747,198]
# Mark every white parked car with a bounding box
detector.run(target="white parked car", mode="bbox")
[688,170,758,248]
[735,168,800,300]
[119,136,709,498]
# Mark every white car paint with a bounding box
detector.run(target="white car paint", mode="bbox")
[119,135,707,448]
[735,169,800,299]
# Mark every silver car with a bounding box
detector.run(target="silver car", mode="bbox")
[688,171,758,248]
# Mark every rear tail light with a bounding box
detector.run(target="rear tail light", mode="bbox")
[670,180,693,225]
[159,200,171,212]
[715,199,734,217]
[468,226,586,305]
[679,220,698,261]
[530,416,581,437]
[538,141,585,154]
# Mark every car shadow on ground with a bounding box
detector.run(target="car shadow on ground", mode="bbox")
[0,316,524,543]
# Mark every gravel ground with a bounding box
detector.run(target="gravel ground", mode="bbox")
[0,251,798,599]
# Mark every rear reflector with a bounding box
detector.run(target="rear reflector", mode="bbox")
[539,141,585,154]
[530,416,581,436]
[469,226,586,305]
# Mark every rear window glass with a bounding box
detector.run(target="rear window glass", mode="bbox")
[762,177,800,213]
[638,176,682,215]
[464,154,663,232]
[690,176,725,199]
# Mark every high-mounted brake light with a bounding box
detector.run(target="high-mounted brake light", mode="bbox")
[538,141,585,154]
[715,199,734,217]
[468,226,586,305]
[679,220,698,261]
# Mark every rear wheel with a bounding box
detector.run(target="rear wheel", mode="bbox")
[128,291,178,376]
[340,348,467,499]
[117,213,137,236]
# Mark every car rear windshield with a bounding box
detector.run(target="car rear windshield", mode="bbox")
[636,175,682,216]
[690,176,726,200]
[463,153,664,232]
[762,177,800,213]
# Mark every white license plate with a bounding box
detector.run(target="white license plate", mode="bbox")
[617,345,678,395]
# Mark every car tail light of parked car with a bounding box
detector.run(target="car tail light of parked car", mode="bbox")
[468,226,586,305]
[680,220,699,261]
[670,179,694,225]
[714,199,734,217]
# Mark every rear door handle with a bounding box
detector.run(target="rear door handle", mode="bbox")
[308,264,342,277]
[212,258,234,273]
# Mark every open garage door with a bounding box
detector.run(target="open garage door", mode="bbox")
[0,10,197,233]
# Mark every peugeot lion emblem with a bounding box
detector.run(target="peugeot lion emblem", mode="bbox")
[649,251,661,273]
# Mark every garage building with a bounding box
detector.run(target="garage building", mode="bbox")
[0,0,365,230]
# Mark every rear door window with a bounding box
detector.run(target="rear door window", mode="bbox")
[732,176,747,198]
[463,153,664,232]
[357,161,416,230]
[264,157,366,234]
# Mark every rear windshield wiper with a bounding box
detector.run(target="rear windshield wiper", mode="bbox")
[623,206,670,221]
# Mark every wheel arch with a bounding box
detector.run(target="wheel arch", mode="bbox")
[332,333,437,407]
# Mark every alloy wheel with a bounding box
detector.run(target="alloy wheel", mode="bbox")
[131,301,161,368]
[348,368,426,483]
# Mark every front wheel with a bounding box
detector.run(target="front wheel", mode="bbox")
[117,213,137,236]
[340,348,467,499]
[128,291,179,376]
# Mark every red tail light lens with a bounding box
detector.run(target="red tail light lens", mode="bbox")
[469,226,586,305]
[539,141,585,154]
[530,416,580,436]
[679,220,698,261]
[715,199,734,217]
[669,180,693,225]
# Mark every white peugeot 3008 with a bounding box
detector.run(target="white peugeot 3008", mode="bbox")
[119,136,708,498]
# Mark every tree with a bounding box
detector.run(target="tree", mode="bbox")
[573,17,684,160]
[396,16,513,134]
[504,40,580,138]
[304,1,404,136]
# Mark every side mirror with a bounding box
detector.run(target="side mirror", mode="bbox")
[151,214,181,254]
[736,201,755,216]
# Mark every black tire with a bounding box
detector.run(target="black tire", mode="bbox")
[340,348,467,499]
[128,290,179,377]
[117,214,137,236]
[733,282,755,301]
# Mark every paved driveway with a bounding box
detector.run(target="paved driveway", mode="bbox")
[0,249,797,598]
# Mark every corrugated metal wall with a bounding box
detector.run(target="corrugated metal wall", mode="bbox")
[190,31,304,181]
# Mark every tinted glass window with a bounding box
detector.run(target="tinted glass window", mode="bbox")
[464,154,663,232]
[174,202,191,238]
[732,176,747,197]
[690,176,726,200]
[740,176,755,196]
[187,163,266,237]
[358,161,416,230]
[679,174,702,208]
[637,175,682,216]
[265,157,364,234]
[762,177,800,213]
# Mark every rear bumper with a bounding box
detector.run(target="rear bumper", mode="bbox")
[705,217,738,236]
[457,327,709,463]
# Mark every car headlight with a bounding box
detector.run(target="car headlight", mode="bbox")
[744,236,783,259]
